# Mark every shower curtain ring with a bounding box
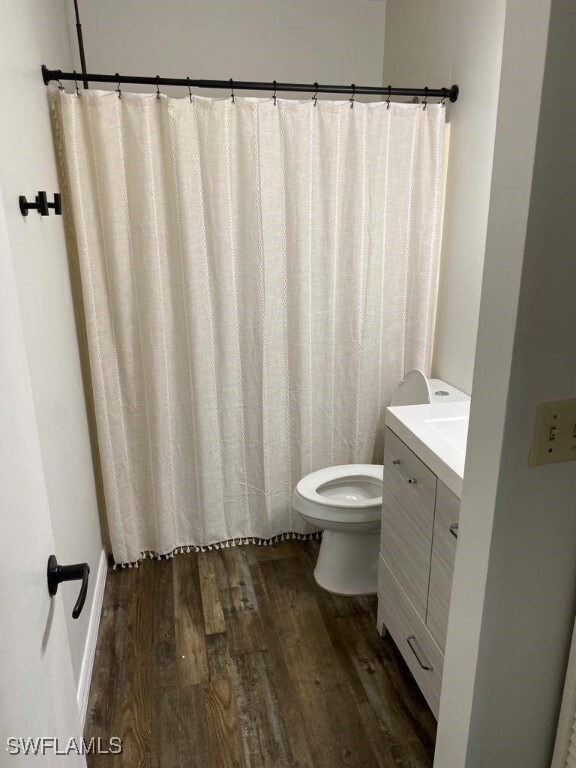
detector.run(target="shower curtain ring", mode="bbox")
[115,73,122,99]
[156,76,161,100]
[187,77,192,103]
[440,90,447,107]
[73,70,80,97]
[273,80,277,106]
[313,82,318,106]
[56,76,65,92]
[423,86,429,110]
[386,85,392,109]
[349,84,356,109]
[230,79,235,104]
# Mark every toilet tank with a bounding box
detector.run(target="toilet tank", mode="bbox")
[391,370,469,407]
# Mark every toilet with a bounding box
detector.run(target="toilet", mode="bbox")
[292,370,469,596]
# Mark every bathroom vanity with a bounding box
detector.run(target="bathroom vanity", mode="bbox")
[377,400,469,718]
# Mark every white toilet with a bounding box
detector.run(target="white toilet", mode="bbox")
[292,370,468,596]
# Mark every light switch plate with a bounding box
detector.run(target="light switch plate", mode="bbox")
[529,398,576,466]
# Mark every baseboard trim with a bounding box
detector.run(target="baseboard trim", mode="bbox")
[77,548,107,729]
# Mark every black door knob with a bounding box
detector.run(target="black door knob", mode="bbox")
[47,555,90,619]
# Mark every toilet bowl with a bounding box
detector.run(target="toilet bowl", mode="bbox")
[293,464,383,595]
[292,370,469,596]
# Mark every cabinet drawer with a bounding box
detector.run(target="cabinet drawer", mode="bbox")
[381,428,437,619]
[427,481,460,651]
[377,555,444,719]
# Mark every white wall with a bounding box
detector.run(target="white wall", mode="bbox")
[383,0,507,394]
[0,0,104,689]
[437,0,576,765]
[65,0,386,99]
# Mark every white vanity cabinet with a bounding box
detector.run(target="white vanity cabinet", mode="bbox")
[379,429,437,620]
[377,426,461,718]
[427,481,460,651]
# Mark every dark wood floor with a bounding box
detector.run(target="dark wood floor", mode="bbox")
[85,540,436,768]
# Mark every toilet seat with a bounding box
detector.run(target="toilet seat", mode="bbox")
[296,464,383,508]
[293,464,383,528]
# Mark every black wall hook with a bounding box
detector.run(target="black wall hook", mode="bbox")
[47,554,90,619]
[19,192,61,217]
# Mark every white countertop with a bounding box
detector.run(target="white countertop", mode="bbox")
[385,400,470,498]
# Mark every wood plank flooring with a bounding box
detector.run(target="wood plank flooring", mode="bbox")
[85,540,436,768]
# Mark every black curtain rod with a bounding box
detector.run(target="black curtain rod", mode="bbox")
[41,66,459,102]
[72,0,89,89]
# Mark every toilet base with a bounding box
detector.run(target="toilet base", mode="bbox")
[313,529,380,596]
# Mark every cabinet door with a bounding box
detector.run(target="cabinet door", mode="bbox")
[381,428,437,620]
[427,480,460,651]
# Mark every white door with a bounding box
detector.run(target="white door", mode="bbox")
[0,197,85,766]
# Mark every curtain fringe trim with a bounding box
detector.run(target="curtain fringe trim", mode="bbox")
[112,531,323,569]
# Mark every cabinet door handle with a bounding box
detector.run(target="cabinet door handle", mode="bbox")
[391,459,417,484]
[406,635,433,671]
[449,523,459,539]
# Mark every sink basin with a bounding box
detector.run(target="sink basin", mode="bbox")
[385,400,470,498]
[424,415,469,453]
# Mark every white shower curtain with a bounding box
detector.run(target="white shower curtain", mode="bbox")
[52,89,447,565]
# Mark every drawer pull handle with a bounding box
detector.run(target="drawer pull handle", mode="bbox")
[449,523,459,539]
[392,459,417,484]
[407,635,433,671]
